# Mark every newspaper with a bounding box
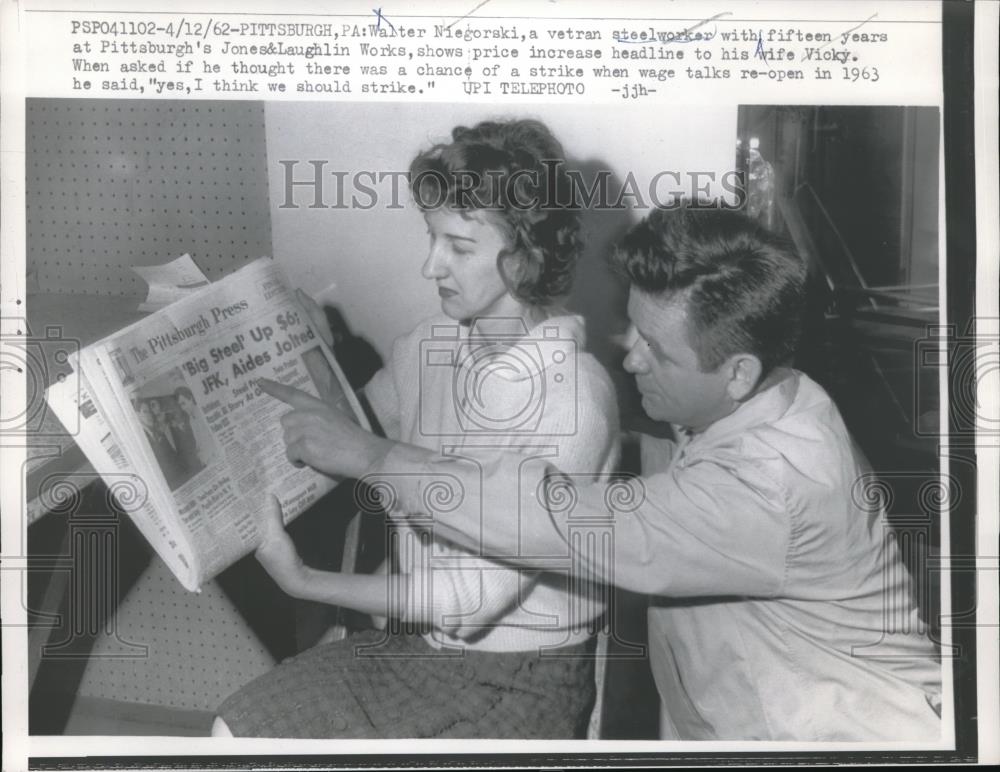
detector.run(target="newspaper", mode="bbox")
[132,253,211,312]
[48,257,368,591]
[45,375,194,583]
[2,0,996,765]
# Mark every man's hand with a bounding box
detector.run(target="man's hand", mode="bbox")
[370,559,389,630]
[257,377,392,479]
[255,495,307,595]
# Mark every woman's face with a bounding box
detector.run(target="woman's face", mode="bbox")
[421,208,521,322]
[177,393,195,414]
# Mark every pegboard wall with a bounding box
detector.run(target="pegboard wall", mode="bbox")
[27,99,272,296]
[77,560,275,712]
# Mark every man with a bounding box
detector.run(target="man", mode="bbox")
[133,397,187,490]
[264,205,942,741]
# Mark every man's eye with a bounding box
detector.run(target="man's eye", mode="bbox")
[646,341,668,360]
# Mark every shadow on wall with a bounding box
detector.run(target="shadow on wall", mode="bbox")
[323,305,383,391]
[564,159,641,427]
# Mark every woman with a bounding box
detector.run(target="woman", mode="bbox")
[214,119,619,739]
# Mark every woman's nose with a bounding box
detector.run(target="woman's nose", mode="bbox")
[421,242,449,280]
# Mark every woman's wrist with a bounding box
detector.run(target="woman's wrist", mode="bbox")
[263,553,309,596]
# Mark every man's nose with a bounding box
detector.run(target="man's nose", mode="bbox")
[623,349,644,374]
[621,327,647,373]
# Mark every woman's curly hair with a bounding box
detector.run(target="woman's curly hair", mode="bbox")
[408,119,581,307]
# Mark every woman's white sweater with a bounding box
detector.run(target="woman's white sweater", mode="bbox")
[364,312,620,651]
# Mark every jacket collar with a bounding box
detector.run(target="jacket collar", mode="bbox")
[464,312,586,346]
[680,367,800,448]
[447,313,587,381]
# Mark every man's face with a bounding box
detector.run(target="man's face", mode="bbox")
[623,288,734,432]
[137,400,155,429]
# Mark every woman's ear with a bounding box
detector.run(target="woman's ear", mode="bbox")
[724,353,764,402]
[497,248,531,293]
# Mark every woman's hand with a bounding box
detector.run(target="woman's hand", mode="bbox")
[255,495,307,595]
[257,377,393,479]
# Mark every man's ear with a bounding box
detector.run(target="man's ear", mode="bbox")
[724,353,763,402]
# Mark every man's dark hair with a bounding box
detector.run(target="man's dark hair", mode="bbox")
[611,204,807,374]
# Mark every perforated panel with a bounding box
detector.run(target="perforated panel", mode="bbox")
[27,99,271,296]
[77,560,275,712]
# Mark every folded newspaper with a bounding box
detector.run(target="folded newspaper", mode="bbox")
[46,257,369,591]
